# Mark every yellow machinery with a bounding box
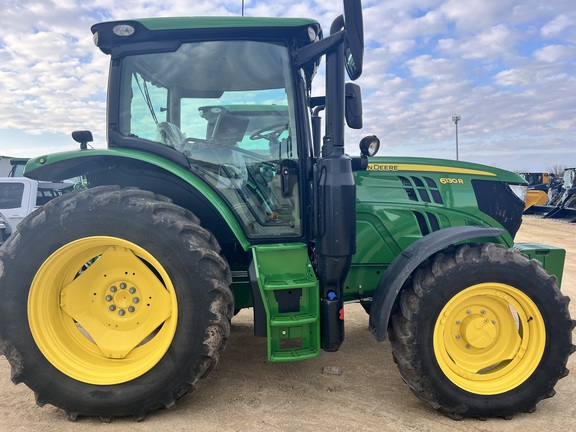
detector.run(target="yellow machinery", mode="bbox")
[520,172,550,211]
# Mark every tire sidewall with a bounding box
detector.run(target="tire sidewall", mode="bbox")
[0,189,226,415]
[409,253,571,416]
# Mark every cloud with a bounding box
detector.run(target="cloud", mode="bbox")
[440,0,514,30]
[457,25,517,60]
[405,55,464,82]
[540,14,575,37]
[533,44,575,63]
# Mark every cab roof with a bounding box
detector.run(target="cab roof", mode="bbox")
[91,17,321,55]
[134,16,318,31]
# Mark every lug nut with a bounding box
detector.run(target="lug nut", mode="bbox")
[128,306,135,313]
[105,295,113,301]
[120,283,127,289]
[129,287,136,294]
[110,286,117,292]
[133,297,139,303]
[118,309,125,316]
[109,305,116,311]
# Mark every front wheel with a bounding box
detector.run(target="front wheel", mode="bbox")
[0,186,233,420]
[389,243,575,419]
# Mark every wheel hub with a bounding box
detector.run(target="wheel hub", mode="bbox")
[461,316,497,349]
[59,246,173,359]
[106,282,139,315]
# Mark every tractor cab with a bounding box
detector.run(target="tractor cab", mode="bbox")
[100,30,310,238]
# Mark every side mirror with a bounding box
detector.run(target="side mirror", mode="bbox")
[343,0,364,80]
[345,82,363,129]
[72,130,94,150]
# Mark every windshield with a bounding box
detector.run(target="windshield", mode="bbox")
[118,40,302,239]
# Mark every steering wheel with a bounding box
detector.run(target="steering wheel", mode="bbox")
[249,122,288,142]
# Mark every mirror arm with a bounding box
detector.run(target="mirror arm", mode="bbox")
[295,31,344,69]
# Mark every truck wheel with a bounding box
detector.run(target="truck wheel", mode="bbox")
[389,243,575,419]
[0,186,233,421]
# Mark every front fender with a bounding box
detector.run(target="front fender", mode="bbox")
[23,148,251,250]
[368,226,505,341]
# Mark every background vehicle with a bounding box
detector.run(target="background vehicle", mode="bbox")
[520,171,549,210]
[0,0,573,422]
[0,177,73,244]
[525,168,576,221]
[7,157,29,178]
[544,168,576,221]
[0,157,13,177]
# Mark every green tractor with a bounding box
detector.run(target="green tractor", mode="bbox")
[0,0,574,422]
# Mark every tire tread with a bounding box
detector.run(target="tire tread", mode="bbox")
[390,243,574,419]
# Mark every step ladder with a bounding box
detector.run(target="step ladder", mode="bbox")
[251,243,320,362]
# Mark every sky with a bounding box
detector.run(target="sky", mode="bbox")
[0,0,574,173]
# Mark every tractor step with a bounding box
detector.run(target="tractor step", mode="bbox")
[251,243,320,362]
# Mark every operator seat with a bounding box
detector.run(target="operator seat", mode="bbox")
[156,122,186,147]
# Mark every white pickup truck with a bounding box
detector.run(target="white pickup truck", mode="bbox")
[0,177,74,244]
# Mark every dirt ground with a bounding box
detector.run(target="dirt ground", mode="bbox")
[1,215,575,431]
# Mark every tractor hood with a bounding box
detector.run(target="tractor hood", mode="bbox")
[354,156,526,241]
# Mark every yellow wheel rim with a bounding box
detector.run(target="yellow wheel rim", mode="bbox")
[28,236,178,385]
[433,283,545,394]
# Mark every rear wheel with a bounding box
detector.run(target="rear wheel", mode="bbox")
[389,243,575,419]
[0,186,233,420]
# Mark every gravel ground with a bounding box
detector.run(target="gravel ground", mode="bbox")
[0,216,574,431]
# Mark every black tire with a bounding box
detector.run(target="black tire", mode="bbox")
[389,243,575,419]
[0,186,233,421]
[567,197,576,209]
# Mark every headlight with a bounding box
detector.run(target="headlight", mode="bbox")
[113,24,136,37]
[508,184,528,203]
[359,135,380,157]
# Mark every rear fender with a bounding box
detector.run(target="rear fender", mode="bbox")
[368,226,504,341]
[23,149,250,250]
